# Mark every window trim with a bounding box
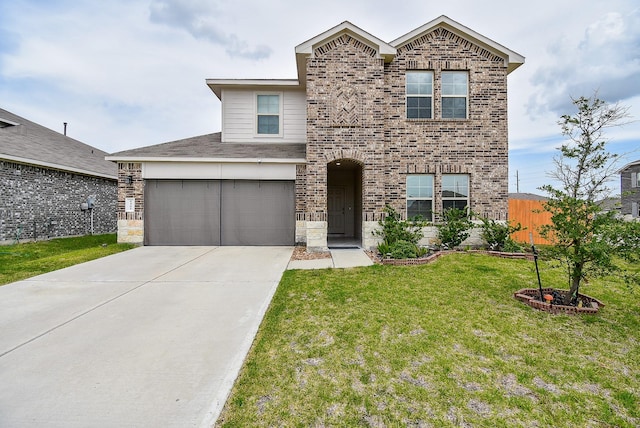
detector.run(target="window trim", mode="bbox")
[441,174,470,214]
[441,71,469,120]
[406,71,434,120]
[255,92,283,137]
[406,174,434,221]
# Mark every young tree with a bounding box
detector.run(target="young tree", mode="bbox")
[540,94,638,305]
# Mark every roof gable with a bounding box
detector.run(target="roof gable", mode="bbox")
[391,15,524,74]
[295,21,396,84]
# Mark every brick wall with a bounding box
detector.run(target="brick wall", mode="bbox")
[385,28,509,220]
[299,28,510,248]
[304,34,387,218]
[116,162,144,243]
[0,160,117,243]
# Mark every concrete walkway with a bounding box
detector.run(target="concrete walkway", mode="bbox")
[0,246,292,428]
[287,248,374,270]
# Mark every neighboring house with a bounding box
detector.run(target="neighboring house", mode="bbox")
[619,160,640,219]
[508,193,551,245]
[108,16,524,250]
[0,108,117,243]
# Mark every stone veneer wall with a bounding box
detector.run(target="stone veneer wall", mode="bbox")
[0,160,116,243]
[116,162,144,244]
[299,28,510,250]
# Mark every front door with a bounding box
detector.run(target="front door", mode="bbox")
[327,186,345,234]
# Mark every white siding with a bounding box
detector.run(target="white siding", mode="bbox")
[221,89,306,143]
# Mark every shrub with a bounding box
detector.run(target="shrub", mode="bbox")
[478,217,524,251]
[374,205,427,259]
[436,208,472,249]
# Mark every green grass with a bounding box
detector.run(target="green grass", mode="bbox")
[0,234,135,285]
[217,253,640,427]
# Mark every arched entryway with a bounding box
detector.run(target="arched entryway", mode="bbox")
[327,159,363,248]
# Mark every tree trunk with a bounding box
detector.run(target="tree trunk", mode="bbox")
[564,263,583,305]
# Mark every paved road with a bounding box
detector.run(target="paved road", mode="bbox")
[0,246,292,427]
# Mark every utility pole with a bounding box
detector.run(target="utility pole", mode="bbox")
[515,170,520,193]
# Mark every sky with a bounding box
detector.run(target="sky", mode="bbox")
[1,0,639,194]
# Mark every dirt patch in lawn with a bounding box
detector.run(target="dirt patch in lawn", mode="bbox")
[290,246,332,261]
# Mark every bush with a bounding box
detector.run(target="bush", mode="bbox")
[375,205,427,259]
[478,217,524,251]
[502,238,527,253]
[436,208,472,249]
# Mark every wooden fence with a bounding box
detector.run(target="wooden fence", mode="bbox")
[508,198,553,245]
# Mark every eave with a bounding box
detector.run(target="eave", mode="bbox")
[206,79,301,100]
[2,154,117,180]
[105,156,306,164]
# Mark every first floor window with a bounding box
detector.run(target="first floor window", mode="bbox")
[407,174,433,221]
[257,94,280,134]
[442,174,469,212]
[441,71,468,119]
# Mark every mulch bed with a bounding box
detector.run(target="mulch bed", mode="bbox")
[376,249,533,265]
[290,246,332,261]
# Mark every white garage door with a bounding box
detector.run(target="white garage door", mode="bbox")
[144,180,294,246]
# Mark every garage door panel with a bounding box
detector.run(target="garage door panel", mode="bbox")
[145,180,221,245]
[144,179,293,246]
[221,181,294,246]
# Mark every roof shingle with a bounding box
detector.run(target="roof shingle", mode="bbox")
[0,108,116,178]
[108,132,306,160]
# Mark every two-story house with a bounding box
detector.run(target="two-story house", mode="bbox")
[619,159,640,219]
[108,16,524,250]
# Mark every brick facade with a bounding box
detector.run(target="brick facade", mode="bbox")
[299,27,511,249]
[116,162,144,243]
[0,160,116,243]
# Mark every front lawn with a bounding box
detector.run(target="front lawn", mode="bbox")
[217,253,639,427]
[0,234,135,285]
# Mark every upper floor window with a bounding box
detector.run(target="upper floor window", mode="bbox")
[631,172,639,188]
[256,94,281,135]
[407,174,434,221]
[442,174,469,212]
[441,71,468,119]
[406,71,433,119]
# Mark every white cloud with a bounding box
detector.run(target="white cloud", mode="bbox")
[148,0,272,60]
[527,9,640,116]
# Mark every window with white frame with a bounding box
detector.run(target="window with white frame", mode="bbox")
[256,94,281,135]
[406,71,433,119]
[407,175,434,221]
[631,172,639,188]
[441,71,468,119]
[442,174,469,212]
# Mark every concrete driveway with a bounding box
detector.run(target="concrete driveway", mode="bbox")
[0,246,292,427]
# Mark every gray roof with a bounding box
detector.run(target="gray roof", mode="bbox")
[0,108,116,179]
[508,192,548,201]
[108,132,306,160]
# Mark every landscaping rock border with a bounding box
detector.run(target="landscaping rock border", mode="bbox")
[514,288,605,314]
[378,250,533,266]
